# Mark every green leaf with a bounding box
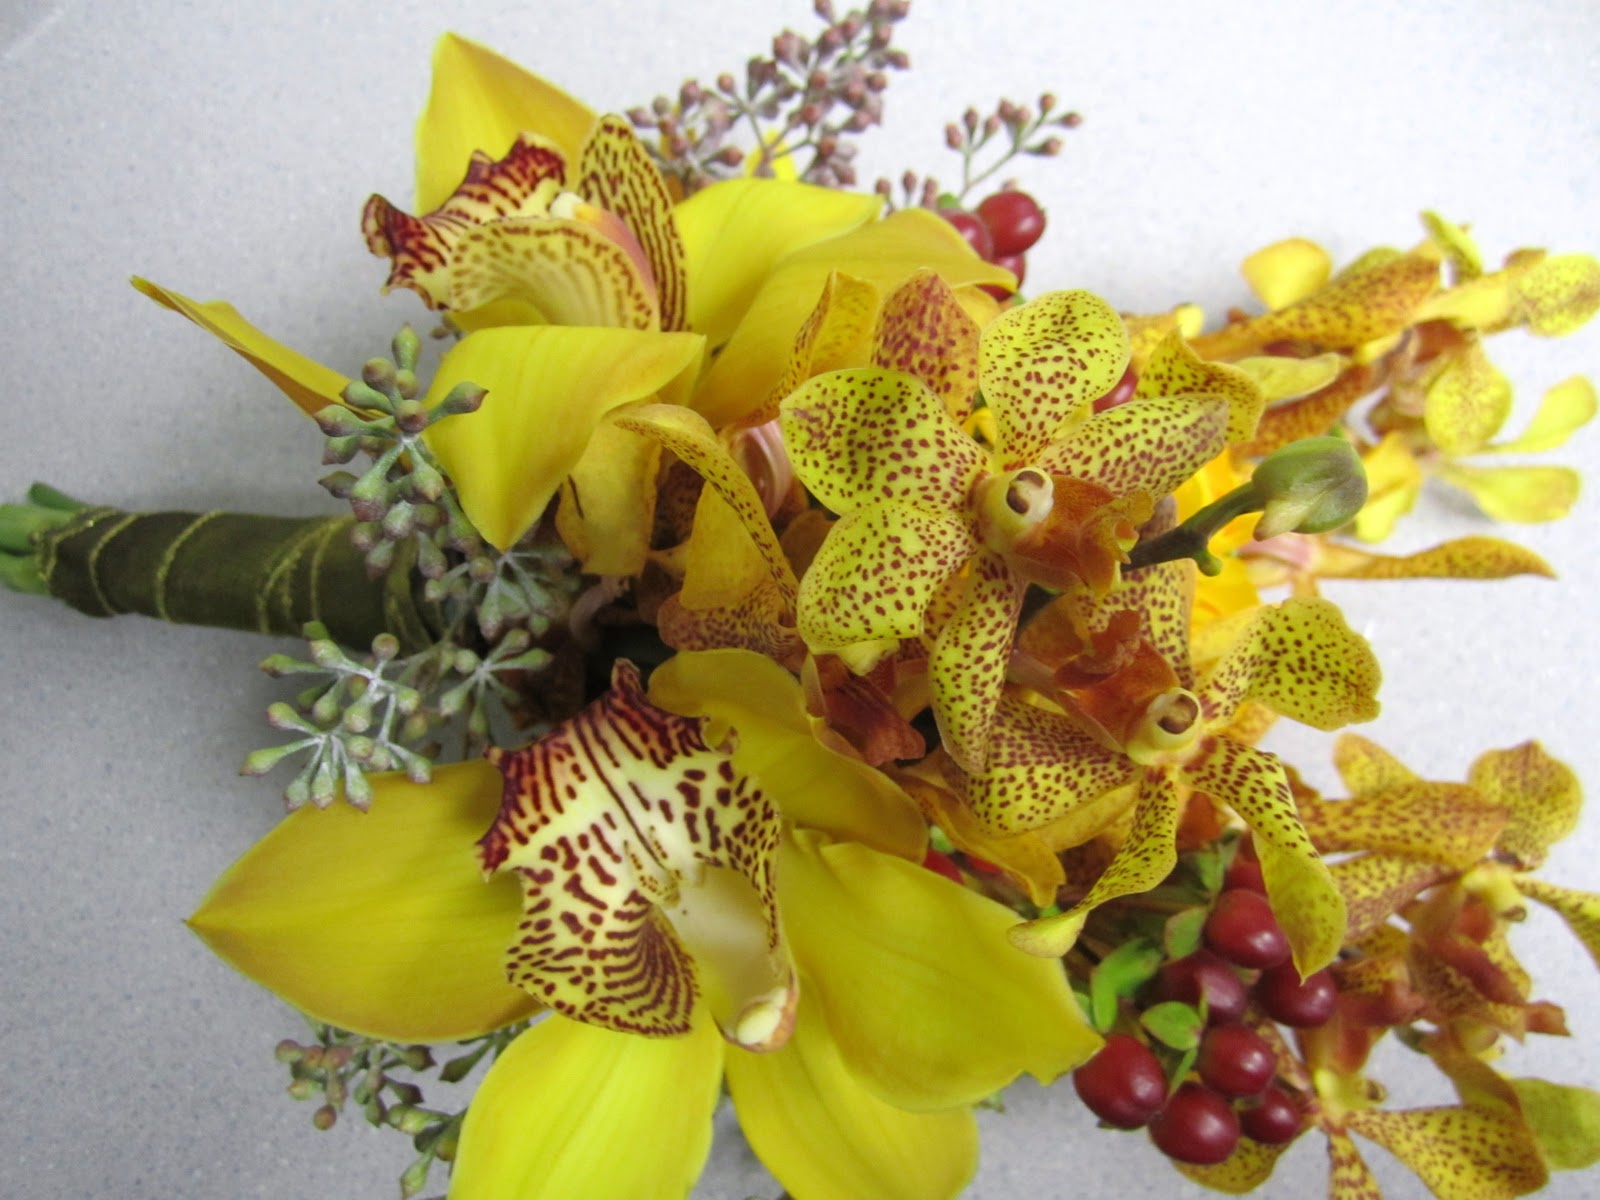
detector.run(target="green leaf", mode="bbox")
[1164,907,1208,960]
[1141,1000,1204,1051]
[1191,845,1226,895]
[1511,1078,1600,1170]
[1088,937,1164,1032]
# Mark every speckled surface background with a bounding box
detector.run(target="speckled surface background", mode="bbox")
[2,2,1598,1196]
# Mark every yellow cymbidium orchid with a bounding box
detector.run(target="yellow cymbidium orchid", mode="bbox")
[190,649,1096,1200]
[780,288,1244,774]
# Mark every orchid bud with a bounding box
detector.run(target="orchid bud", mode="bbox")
[1251,436,1368,539]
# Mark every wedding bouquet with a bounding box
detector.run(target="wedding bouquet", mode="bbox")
[5,4,1600,1198]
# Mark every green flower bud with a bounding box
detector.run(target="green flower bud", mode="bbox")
[1250,436,1368,540]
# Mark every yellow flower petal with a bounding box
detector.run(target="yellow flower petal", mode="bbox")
[780,367,988,518]
[131,278,347,419]
[871,269,985,422]
[758,270,883,424]
[674,178,882,349]
[1312,535,1555,581]
[1183,738,1346,975]
[1437,462,1581,523]
[1234,351,1345,403]
[1485,375,1597,455]
[797,504,976,652]
[979,290,1130,465]
[1353,429,1424,542]
[554,413,661,574]
[188,761,536,1043]
[1240,365,1371,458]
[1037,394,1231,500]
[1175,1136,1292,1193]
[415,33,594,214]
[1424,336,1513,456]
[481,662,791,1049]
[1134,330,1265,441]
[929,550,1027,773]
[1300,781,1505,867]
[576,115,688,332]
[423,325,702,550]
[1516,252,1600,337]
[725,988,978,1200]
[1514,878,1600,974]
[1327,1129,1384,1200]
[782,831,1099,1110]
[696,208,1012,428]
[450,1012,722,1200]
[1241,236,1332,310]
[1469,741,1582,869]
[1332,732,1418,793]
[1200,596,1381,731]
[1332,851,1452,942]
[1422,211,1484,280]
[1508,1077,1600,1170]
[1344,1105,1548,1200]
[647,649,926,860]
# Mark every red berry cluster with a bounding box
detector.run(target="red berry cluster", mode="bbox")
[938,189,1046,297]
[1071,842,1337,1166]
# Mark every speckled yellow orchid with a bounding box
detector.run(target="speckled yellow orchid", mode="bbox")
[779,288,1244,775]
[190,649,1095,1200]
[1242,530,1556,595]
[985,563,1379,976]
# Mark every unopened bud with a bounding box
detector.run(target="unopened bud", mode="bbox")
[1251,436,1368,539]
[312,1105,338,1131]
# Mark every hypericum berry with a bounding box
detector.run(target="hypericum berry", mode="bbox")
[1254,962,1338,1027]
[1149,1082,1240,1165]
[1091,366,1137,413]
[1150,950,1248,1025]
[976,189,1047,255]
[920,848,964,886]
[1205,888,1291,969]
[1239,1085,1305,1145]
[1072,1034,1168,1129]
[991,251,1027,289]
[1195,1025,1276,1099]
[1223,850,1267,894]
[938,209,994,260]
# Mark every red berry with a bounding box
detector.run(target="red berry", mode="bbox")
[1255,962,1338,1027]
[976,189,1047,255]
[1091,366,1137,413]
[1195,1025,1276,1099]
[1239,1085,1304,1145]
[920,848,964,886]
[1072,1034,1169,1129]
[1223,855,1267,894]
[938,209,994,260]
[1150,950,1248,1025]
[1205,888,1290,969]
[992,251,1026,288]
[1149,1082,1240,1165]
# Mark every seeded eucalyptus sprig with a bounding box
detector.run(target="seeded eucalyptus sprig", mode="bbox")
[275,1019,529,1199]
[628,0,912,195]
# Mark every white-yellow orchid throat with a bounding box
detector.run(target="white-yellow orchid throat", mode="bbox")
[479,660,798,1052]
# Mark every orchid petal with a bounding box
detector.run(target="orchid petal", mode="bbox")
[674,178,882,349]
[1134,330,1265,441]
[782,831,1099,1110]
[1508,1078,1600,1170]
[1422,211,1484,279]
[929,550,1026,773]
[1199,596,1380,731]
[725,990,979,1200]
[576,115,688,331]
[1424,336,1512,455]
[480,662,791,1050]
[422,325,702,550]
[979,290,1130,465]
[1344,1105,1547,1200]
[1437,462,1581,524]
[1327,1130,1384,1200]
[781,367,988,517]
[1299,782,1505,867]
[1485,375,1597,455]
[1333,732,1418,794]
[1312,535,1555,581]
[968,694,1138,835]
[648,650,926,860]
[1352,429,1423,542]
[1036,394,1231,500]
[1333,852,1453,942]
[1516,252,1600,336]
[1516,877,1600,974]
[446,216,659,328]
[1184,738,1346,975]
[1240,366,1370,458]
[1241,236,1332,310]
[364,134,568,309]
[449,1012,722,1200]
[698,208,1012,428]
[796,504,976,651]
[131,278,347,419]
[872,269,985,422]
[757,271,883,423]
[188,761,536,1043]
[1469,741,1582,869]
[1234,351,1344,402]
[1008,770,1182,957]
[554,413,661,574]
[415,34,594,214]
[1175,1137,1291,1193]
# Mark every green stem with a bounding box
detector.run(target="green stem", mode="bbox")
[1125,482,1263,575]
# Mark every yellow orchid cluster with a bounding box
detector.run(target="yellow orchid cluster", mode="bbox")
[14,23,1597,1200]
